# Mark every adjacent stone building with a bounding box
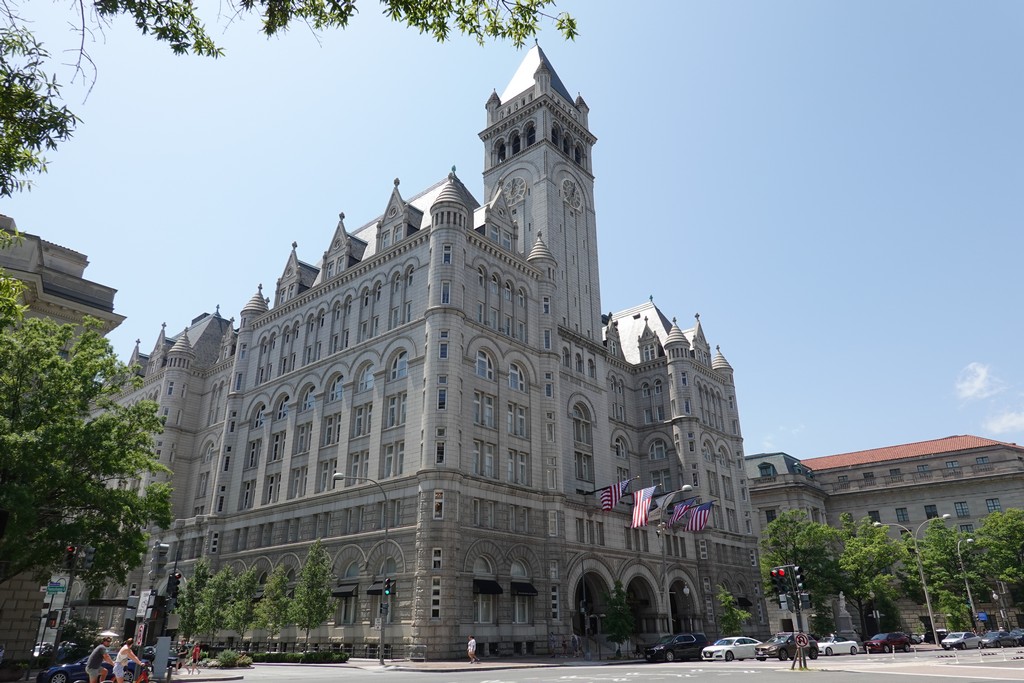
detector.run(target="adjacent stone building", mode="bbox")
[747,435,1024,634]
[103,47,764,658]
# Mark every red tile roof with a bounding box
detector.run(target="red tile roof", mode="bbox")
[802,435,1023,471]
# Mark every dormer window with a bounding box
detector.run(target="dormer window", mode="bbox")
[758,463,776,477]
[642,344,656,362]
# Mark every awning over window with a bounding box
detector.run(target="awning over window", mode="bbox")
[473,579,504,595]
[510,581,538,596]
[737,597,753,608]
[332,583,358,598]
[367,581,384,595]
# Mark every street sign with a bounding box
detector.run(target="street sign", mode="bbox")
[135,623,146,646]
[795,633,810,647]
[45,579,67,594]
[136,590,152,619]
[977,611,988,621]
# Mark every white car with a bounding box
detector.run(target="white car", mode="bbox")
[701,636,762,661]
[941,632,982,650]
[818,635,859,655]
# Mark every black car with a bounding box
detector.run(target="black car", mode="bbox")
[36,655,150,683]
[979,631,1018,648]
[754,633,819,661]
[644,633,709,662]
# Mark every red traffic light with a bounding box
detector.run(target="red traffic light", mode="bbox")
[777,568,786,577]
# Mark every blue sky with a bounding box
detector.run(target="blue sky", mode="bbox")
[4,1,1024,459]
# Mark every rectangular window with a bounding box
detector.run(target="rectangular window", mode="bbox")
[550,585,560,621]
[432,548,443,570]
[435,440,445,464]
[437,388,447,410]
[433,490,444,519]
[895,507,909,522]
[270,431,286,462]
[574,451,593,482]
[867,510,880,523]
[946,460,960,469]
[959,523,974,533]
[976,455,989,465]
[543,329,551,349]
[295,422,311,454]
[246,439,262,469]
[442,244,452,264]
[542,297,550,314]
[954,501,970,517]
[240,480,255,510]
[986,497,1002,513]
[440,280,451,304]
[382,441,404,478]
[431,577,441,619]
[924,504,938,519]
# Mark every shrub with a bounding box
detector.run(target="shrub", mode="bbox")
[236,655,252,667]
[217,650,239,667]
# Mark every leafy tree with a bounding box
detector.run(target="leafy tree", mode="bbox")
[836,514,908,637]
[254,564,292,639]
[0,1,577,197]
[760,510,842,624]
[197,566,234,640]
[601,580,635,656]
[290,540,336,646]
[225,567,260,645]
[974,508,1024,587]
[716,585,751,635]
[0,229,25,328]
[59,614,100,660]
[0,316,171,589]
[175,558,211,641]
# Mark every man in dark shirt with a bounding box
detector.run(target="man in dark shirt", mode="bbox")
[86,637,115,683]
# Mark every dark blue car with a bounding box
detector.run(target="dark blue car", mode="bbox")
[36,655,150,683]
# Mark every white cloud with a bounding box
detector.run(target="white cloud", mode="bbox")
[955,362,1004,401]
[983,410,1024,435]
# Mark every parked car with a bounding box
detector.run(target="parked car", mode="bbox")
[863,632,911,653]
[36,656,151,683]
[754,633,819,661]
[1008,628,1024,646]
[644,633,709,662]
[909,634,924,645]
[979,631,1018,648]
[701,637,762,661]
[941,632,982,650]
[923,629,948,644]
[32,643,54,659]
[818,635,860,656]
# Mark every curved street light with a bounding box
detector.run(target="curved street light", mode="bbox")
[874,514,950,647]
[333,472,389,665]
[956,538,976,630]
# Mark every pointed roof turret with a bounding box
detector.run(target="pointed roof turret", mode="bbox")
[665,317,688,348]
[169,327,194,356]
[527,231,555,262]
[712,345,733,372]
[242,284,269,315]
[432,170,475,209]
[500,44,573,104]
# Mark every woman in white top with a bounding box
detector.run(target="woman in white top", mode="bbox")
[113,637,144,683]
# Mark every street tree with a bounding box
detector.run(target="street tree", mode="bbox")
[0,1,577,197]
[974,508,1024,587]
[837,514,909,637]
[600,580,635,657]
[716,586,751,635]
[254,564,292,639]
[0,316,171,589]
[291,540,337,647]
[175,558,211,641]
[197,566,234,641]
[225,567,260,645]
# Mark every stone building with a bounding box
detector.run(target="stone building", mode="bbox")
[108,47,764,658]
[747,435,1024,635]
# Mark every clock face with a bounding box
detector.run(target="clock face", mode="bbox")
[504,176,527,204]
[562,178,583,210]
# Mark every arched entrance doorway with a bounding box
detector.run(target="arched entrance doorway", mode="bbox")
[668,578,699,633]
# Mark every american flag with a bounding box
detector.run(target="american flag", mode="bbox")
[631,486,658,528]
[599,479,631,511]
[685,501,714,531]
[669,497,699,527]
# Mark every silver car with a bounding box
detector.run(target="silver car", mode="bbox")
[941,632,982,650]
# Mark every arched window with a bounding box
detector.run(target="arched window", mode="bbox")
[301,386,315,411]
[613,438,628,459]
[588,359,596,378]
[504,282,512,301]
[473,556,497,623]
[511,132,521,155]
[574,144,583,165]
[497,141,506,163]
[649,440,667,460]
[476,351,494,380]
[562,348,571,367]
[328,375,344,402]
[508,363,525,392]
[251,404,265,429]
[358,364,375,392]
[575,353,583,373]
[526,123,536,146]
[562,135,571,155]
[478,268,485,288]
[551,126,560,146]
[275,395,290,420]
[572,404,592,445]
[390,351,408,380]
[654,380,663,395]
[642,383,651,397]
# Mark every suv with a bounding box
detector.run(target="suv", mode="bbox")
[644,633,709,662]
[754,633,819,661]
[863,632,911,653]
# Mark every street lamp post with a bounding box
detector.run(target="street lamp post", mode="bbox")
[333,473,389,666]
[875,514,950,646]
[956,538,976,630]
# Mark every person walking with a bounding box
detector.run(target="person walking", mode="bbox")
[189,642,201,674]
[85,636,115,683]
[113,637,144,683]
[467,635,479,663]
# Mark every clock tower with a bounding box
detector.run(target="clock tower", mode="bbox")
[481,46,602,341]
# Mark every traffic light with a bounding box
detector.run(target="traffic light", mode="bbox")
[63,545,78,570]
[81,546,96,570]
[794,565,806,590]
[770,566,788,594]
[167,571,182,599]
[383,578,392,596]
[46,610,59,628]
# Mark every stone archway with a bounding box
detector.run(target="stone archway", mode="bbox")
[668,578,699,633]
[573,568,611,640]
[624,575,660,637]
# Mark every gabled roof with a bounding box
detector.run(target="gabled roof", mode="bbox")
[606,300,673,365]
[802,435,1024,471]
